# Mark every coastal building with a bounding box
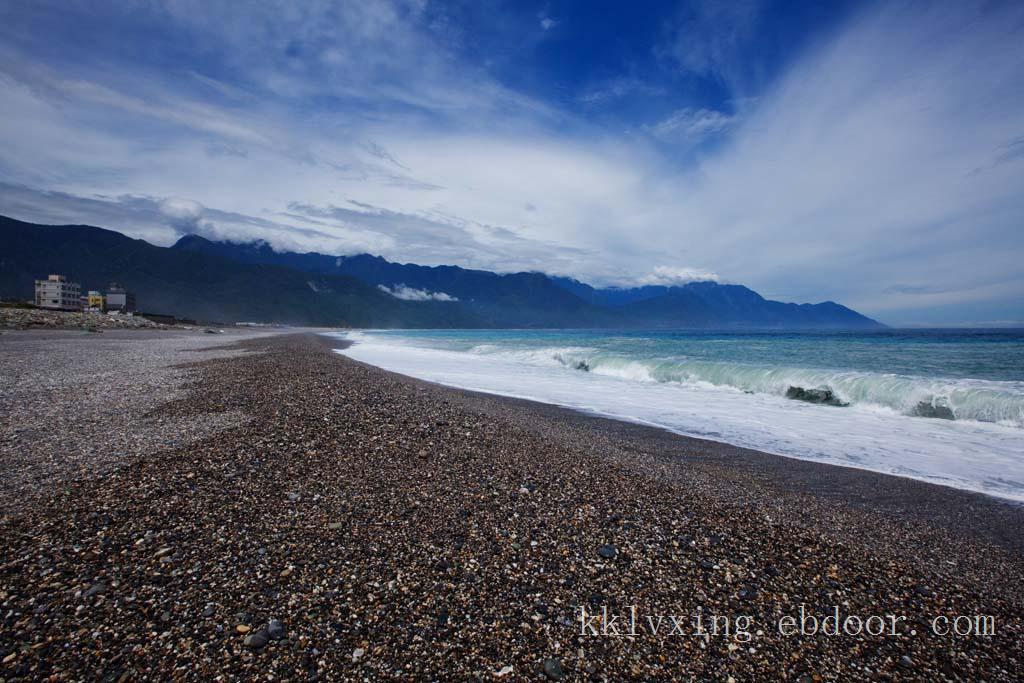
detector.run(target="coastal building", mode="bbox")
[105,283,136,313]
[85,291,106,312]
[34,274,81,310]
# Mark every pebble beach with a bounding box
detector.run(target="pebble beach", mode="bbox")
[1,331,1022,681]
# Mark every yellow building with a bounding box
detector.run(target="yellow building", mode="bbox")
[86,291,105,311]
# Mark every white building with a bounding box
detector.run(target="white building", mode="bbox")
[34,274,81,310]
[105,283,136,313]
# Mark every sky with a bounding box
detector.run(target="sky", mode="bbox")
[1,1,1022,326]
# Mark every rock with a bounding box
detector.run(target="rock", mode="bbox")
[785,386,849,407]
[201,605,216,618]
[899,655,915,669]
[598,544,617,559]
[267,619,286,640]
[244,628,270,649]
[543,658,564,680]
[154,547,173,558]
[913,401,955,420]
[236,624,252,634]
[352,647,365,662]
[328,522,344,530]
[915,585,935,598]
[287,492,300,502]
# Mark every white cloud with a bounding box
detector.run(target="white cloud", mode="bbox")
[578,77,666,104]
[636,266,720,286]
[540,16,558,31]
[378,284,458,301]
[658,0,764,91]
[647,108,735,142]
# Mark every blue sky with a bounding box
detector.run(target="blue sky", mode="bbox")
[1,1,1022,325]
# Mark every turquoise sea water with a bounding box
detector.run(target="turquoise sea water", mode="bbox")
[333,328,1024,500]
[351,328,1024,424]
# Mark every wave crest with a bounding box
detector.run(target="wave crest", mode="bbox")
[517,347,1024,426]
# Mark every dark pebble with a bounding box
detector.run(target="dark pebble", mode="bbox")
[84,582,107,598]
[543,658,564,680]
[267,619,286,640]
[244,628,270,649]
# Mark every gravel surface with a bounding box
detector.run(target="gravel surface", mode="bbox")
[1,333,1021,681]
[0,329,275,510]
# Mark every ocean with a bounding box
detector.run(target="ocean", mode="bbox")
[329,328,1024,502]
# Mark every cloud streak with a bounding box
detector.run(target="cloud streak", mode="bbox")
[378,284,458,302]
[647,108,735,143]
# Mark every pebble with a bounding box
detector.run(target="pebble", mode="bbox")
[543,658,564,680]
[243,629,270,650]
[84,582,107,598]
[597,544,617,559]
[267,619,286,640]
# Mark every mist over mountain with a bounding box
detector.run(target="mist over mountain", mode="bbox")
[1,216,883,329]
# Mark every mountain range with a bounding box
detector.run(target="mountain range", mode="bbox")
[0,215,884,329]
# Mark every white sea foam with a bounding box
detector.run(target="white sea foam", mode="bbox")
[329,332,1024,502]
[462,345,1024,427]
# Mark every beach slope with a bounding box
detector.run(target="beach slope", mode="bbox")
[1,332,1021,680]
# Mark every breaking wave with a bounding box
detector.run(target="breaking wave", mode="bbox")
[469,345,1024,427]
